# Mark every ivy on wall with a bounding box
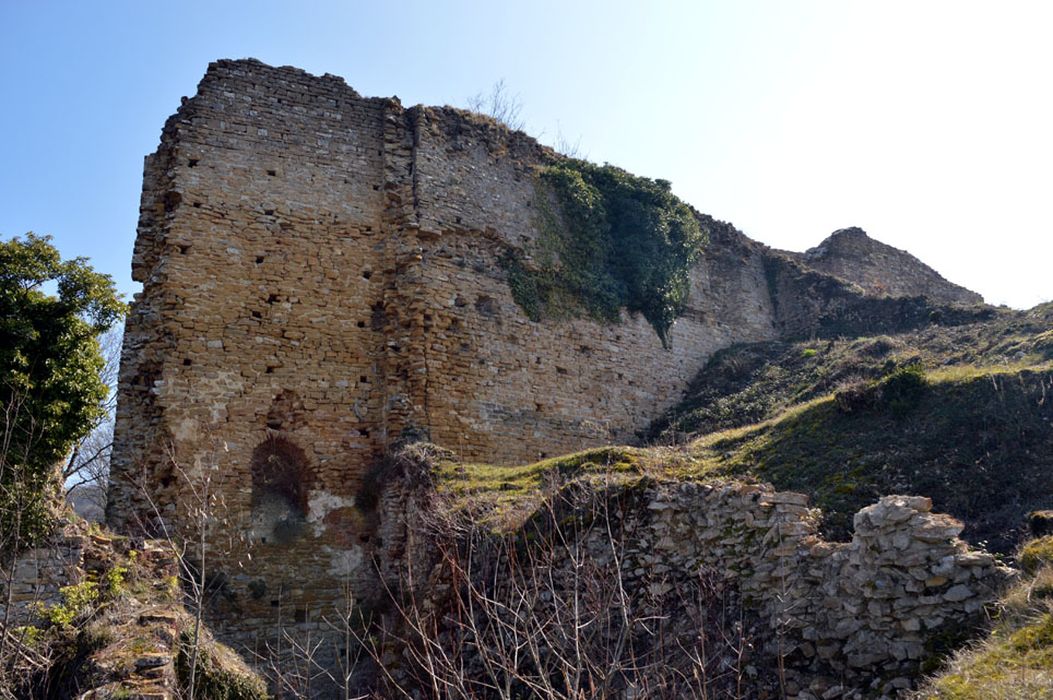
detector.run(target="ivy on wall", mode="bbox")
[501,159,707,346]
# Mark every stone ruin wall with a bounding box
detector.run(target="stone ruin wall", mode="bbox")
[108,59,783,654]
[374,467,1010,699]
[619,483,1008,696]
[787,227,983,306]
[106,59,991,673]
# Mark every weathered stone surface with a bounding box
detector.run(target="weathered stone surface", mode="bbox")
[789,227,983,305]
[104,58,991,690]
[589,485,1011,694]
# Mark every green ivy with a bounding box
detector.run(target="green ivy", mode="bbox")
[501,160,707,346]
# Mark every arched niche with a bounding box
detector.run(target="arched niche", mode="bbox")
[249,435,312,544]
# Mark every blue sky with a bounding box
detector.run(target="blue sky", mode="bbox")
[2,1,1050,308]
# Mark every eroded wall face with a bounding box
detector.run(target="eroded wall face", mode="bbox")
[111,61,396,654]
[404,109,776,462]
[110,59,779,661]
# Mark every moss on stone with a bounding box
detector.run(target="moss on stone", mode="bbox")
[175,628,269,700]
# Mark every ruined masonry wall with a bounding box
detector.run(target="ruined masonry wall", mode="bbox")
[116,57,996,681]
[597,482,1008,696]
[110,61,396,657]
[791,227,983,306]
[108,59,779,661]
[0,534,85,625]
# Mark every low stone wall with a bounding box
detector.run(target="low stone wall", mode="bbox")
[374,469,1012,698]
[0,533,86,624]
[613,481,1011,697]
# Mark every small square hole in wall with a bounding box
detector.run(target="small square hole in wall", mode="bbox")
[188,158,199,167]
[178,245,190,254]
[192,202,201,208]
[267,169,277,177]
[359,376,368,384]
[256,256,265,264]
[183,358,192,367]
[294,608,307,623]
[270,599,279,607]
[267,294,279,304]
[265,366,277,374]
[361,429,370,438]
[264,209,274,216]
[361,270,372,280]
[356,320,366,328]
[251,311,262,319]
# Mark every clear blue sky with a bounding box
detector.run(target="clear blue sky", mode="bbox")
[2,1,1050,308]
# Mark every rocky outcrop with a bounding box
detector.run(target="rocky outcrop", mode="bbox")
[0,526,265,699]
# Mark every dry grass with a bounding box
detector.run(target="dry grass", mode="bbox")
[915,558,1053,699]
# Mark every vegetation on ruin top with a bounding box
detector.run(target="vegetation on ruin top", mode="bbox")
[435,446,651,529]
[501,159,707,346]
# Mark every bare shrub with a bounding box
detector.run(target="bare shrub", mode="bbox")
[364,476,766,699]
[466,79,525,132]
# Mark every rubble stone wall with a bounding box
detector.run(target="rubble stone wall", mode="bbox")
[562,481,1009,697]
[787,227,983,306]
[0,534,85,625]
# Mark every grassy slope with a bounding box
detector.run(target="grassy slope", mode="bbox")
[637,304,1053,550]
[436,305,1053,547]
[683,363,1053,550]
[647,302,1053,441]
[915,537,1053,698]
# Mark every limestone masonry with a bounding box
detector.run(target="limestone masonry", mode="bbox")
[107,59,988,677]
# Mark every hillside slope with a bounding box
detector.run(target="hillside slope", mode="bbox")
[633,304,1053,551]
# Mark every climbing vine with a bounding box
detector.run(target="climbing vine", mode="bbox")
[501,159,706,346]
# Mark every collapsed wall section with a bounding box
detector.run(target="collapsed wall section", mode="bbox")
[790,227,983,305]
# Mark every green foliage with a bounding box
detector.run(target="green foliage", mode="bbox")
[103,564,128,597]
[0,233,125,545]
[879,362,928,417]
[13,625,44,648]
[502,159,707,345]
[37,580,100,628]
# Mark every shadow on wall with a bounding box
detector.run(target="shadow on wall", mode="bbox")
[249,436,312,545]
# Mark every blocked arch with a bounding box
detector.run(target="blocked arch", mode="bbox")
[249,435,313,544]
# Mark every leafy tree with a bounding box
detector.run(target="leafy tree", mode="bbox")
[0,233,124,546]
